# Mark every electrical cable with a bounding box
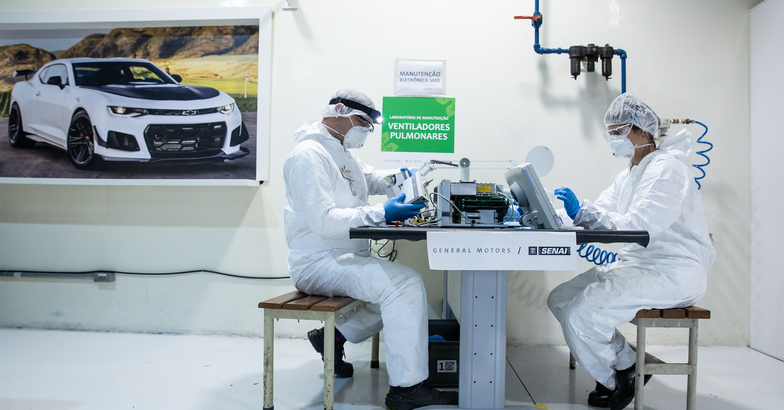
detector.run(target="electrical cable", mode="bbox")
[429,192,469,221]
[692,121,712,190]
[373,240,398,262]
[1,269,290,280]
[507,356,537,405]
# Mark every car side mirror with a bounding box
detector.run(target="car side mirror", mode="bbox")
[47,76,65,89]
[171,74,182,83]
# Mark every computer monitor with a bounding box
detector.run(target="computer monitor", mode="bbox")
[504,163,562,229]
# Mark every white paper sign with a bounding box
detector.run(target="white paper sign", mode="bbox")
[426,231,577,271]
[395,59,445,96]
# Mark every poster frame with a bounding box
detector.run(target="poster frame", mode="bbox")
[0,7,272,186]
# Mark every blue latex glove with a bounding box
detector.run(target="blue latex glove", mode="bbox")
[384,193,426,222]
[504,202,522,222]
[400,167,413,177]
[554,187,581,220]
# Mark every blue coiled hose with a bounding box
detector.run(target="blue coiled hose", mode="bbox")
[577,243,617,265]
[692,121,712,190]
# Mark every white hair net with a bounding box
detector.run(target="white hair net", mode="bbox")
[604,93,659,138]
[321,89,376,121]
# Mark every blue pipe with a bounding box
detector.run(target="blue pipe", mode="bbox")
[527,0,627,93]
[615,49,627,94]
[531,1,567,55]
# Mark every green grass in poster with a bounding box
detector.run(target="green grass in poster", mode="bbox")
[179,78,258,95]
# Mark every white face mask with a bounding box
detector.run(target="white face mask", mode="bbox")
[343,118,371,149]
[605,125,653,159]
[324,117,371,149]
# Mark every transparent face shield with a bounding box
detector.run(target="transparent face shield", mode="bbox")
[353,115,375,133]
[604,124,632,142]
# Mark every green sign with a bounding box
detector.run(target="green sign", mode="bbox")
[381,97,455,153]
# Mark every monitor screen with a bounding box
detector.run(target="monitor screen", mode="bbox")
[504,163,562,229]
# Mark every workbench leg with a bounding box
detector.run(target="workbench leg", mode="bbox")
[263,312,274,410]
[371,333,380,369]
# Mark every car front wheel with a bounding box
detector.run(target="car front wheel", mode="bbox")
[67,110,99,169]
[8,104,36,148]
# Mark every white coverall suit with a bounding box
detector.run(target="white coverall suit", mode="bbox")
[548,130,716,389]
[283,121,429,388]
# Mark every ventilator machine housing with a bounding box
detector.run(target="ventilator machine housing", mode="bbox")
[504,163,563,229]
[435,180,511,227]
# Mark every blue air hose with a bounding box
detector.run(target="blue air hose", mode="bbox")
[577,243,617,265]
[692,121,712,190]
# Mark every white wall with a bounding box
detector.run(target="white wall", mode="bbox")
[0,0,758,346]
[750,0,784,360]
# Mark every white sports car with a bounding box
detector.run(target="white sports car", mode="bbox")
[8,58,250,169]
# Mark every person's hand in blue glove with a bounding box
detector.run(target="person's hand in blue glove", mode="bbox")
[554,187,581,220]
[400,167,413,177]
[384,193,426,223]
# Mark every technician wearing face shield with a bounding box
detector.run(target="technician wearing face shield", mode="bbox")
[548,93,715,410]
[283,89,456,409]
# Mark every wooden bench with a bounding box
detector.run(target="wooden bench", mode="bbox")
[569,306,711,410]
[259,291,380,410]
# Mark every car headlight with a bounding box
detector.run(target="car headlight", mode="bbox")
[108,106,148,117]
[218,103,234,115]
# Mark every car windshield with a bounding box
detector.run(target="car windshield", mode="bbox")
[72,61,176,86]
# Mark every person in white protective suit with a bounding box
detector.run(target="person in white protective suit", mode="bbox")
[548,93,715,410]
[283,89,458,410]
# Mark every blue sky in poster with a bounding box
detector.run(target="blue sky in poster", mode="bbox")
[0,28,113,53]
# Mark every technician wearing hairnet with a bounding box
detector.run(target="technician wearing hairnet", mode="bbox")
[283,89,457,409]
[548,93,715,410]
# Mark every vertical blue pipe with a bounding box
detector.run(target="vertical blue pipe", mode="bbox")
[615,49,627,94]
[532,0,567,55]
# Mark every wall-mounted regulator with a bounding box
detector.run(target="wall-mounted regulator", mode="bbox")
[569,43,616,80]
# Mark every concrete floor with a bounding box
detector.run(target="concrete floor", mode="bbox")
[1,328,781,410]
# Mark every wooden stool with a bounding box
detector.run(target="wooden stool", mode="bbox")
[259,291,380,410]
[631,306,710,410]
[568,306,711,410]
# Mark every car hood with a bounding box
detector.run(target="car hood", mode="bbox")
[79,84,220,101]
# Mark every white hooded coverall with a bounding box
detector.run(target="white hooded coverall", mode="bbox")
[548,130,716,389]
[283,121,428,388]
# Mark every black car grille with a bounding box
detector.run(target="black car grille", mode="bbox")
[146,108,220,116]
[144,122,227,158]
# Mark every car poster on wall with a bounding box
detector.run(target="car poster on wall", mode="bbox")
[0,8,272,184]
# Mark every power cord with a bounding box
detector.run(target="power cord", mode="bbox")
[1,269,290,280]
[372,240,397,262]
[429,192,469,221]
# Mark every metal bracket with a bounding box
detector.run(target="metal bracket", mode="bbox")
[282,0,298,10]
[93,272,115,282]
